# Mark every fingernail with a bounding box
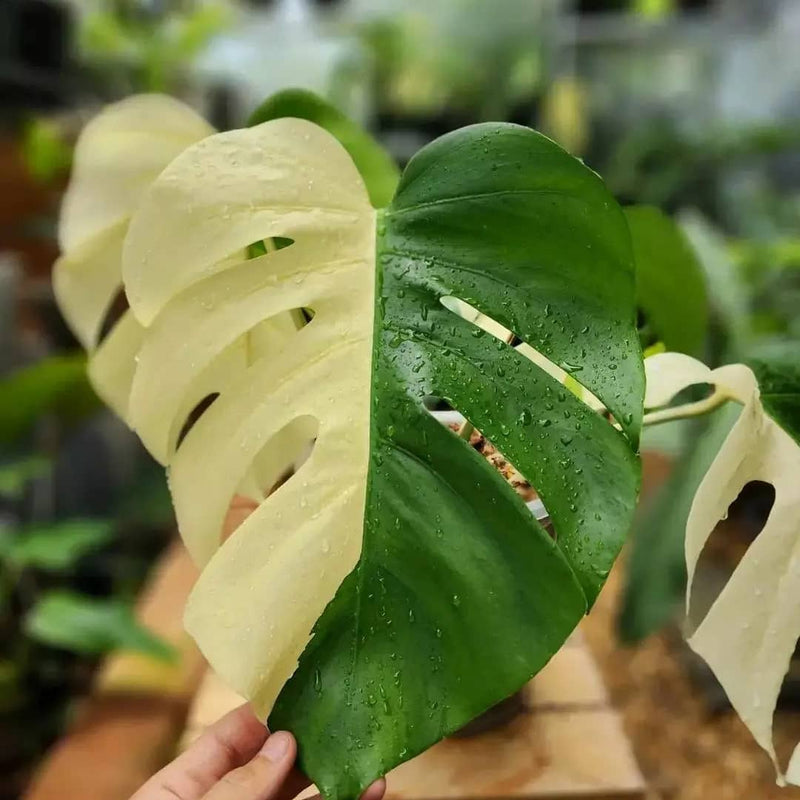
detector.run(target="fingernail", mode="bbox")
[261,731,292,762]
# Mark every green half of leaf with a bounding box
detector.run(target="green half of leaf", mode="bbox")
[269,125,644,798]
[625,205,708,357]
[248,88,399,208]
[25,591,174,659]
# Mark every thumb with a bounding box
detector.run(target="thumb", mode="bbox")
[202,731,301,800]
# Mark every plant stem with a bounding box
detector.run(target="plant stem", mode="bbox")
[641,390,730,428]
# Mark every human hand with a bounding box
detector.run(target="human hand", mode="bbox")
[131,703,386,800]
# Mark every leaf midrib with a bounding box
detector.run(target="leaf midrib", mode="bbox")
[385,187,587,217]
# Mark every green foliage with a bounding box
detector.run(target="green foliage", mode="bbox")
[2,520,114,571]
[625,206,708,357]
[270,123,643,799]
[679,211,751,360]
[248,89,400,209]
[621,214,800,643]
[0,457,50,498]
[632,0,675,18]
[604,118,800,215]
[355,1,546,121]
[748,344,800,446]
[25,592,174,659]
[79,1,229,93]
[0,354,100,445]
[21,119,73,184]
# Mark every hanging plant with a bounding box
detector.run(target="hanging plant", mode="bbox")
[55,90,800,798]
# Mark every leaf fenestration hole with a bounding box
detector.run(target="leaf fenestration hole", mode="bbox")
[234,414,319,505]
[221,415,319,543]
[176,393,220,451]
[438,295,607,418]
[96,286,129,347]
[687,479,776,633]
[427,404,553,537]
[658,382,716,410]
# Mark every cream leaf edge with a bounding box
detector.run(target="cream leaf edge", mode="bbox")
[645,352,800,786]
[54,95,214,418]
[121,118,377,714]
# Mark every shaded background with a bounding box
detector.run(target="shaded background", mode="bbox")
[1,1,799,798]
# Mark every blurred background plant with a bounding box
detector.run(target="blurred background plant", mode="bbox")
[2,0,800,797]
[78,0,231,96]
[0,353,177,798]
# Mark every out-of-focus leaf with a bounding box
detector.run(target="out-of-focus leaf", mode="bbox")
[8,519,114,570]
[55,95,214,416]
[619,400,741,642]
[626,206,708,357]
[0,355,99,445]
[679,210,751,358]
[247,89,399,209]
[0,456,50,497]
[25,592,174,659]
[175,3,229,58]
[633,0,675,18]
[21,118,73,183]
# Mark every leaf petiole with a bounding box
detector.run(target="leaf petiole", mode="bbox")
[641,389,732,428]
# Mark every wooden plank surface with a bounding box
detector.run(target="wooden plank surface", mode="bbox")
[183,629,646,800]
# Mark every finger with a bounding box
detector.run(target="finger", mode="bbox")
[201,731,304,800]
[131,703,267,800]
[361,778,387,800]
[222,495,259,540]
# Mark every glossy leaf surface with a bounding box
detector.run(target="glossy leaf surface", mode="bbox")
[121,116,643,799]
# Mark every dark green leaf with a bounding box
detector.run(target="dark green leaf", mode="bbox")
[625,205,708,357]
[248,89,399,208]
[272,123,644,800]
[25,591,174,659]
[747,343,800,446]
[8,519,114,570]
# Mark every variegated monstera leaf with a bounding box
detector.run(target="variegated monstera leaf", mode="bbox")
[54,95,213,415]
[645,351,800,786]
[60,97,645,800]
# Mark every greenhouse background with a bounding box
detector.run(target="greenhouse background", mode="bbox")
[1,1,799,799]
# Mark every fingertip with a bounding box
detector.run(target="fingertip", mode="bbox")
[260,730,296,764]
[360,777,387,800]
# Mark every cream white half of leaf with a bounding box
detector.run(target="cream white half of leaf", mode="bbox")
[122,118,376,713]
[54,95,213,416]
[644,352,800,786]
